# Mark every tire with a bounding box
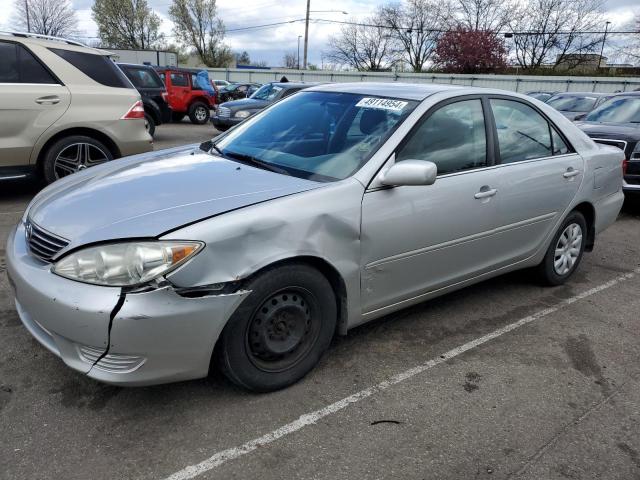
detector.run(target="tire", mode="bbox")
[171,112,185,123]
[216,264,337,392]
[537,211,587,286]
[189,102,210,124]
[42,135,113,184]
[144,112,156,137]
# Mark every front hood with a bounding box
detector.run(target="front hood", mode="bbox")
[220,98,269,110]
[576,122,640,142]
[27,147,321,249]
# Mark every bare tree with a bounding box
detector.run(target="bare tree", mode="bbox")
[12,0,77,37]
[508,0,604,70]
[451,0,512,33]
[283,51,298,68]
[380,0,453,72]
[324,13,398,71]
[169,0,233,67]
[92,0,164,49]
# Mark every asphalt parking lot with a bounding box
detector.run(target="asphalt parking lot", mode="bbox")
[1,122,640,480]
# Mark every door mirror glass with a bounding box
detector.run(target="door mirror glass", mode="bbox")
[381,160,437,186]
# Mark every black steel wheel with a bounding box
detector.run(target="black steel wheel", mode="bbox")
[216,264,337,392]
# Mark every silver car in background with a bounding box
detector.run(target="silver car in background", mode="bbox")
[6,83,625,392]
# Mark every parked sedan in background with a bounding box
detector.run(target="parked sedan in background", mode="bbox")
[525,91,557,102]
[546,92,611,120]
[6,83,624,393]
[576,92,640,196]
[212,82,316,131]
[118,63,172,137]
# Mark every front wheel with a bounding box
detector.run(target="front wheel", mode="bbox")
[537,211,587,286]
[189,102,210,124]
[216,264,337,392]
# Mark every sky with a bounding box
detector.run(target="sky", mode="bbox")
[0,0,637,67]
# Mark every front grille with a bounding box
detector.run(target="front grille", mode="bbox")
[25,219,69,263]
[78,345,146,373]
[217,106,231,118]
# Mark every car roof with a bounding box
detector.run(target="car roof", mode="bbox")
[0,31,110,55]
[550,92,610,97]
[307,82,464,101]
[270,82,321,89]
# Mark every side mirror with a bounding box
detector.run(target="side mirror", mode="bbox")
[574,113,586,121]
[380,160,438,186]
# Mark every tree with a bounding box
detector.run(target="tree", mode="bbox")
[324,13,398,71]
[451,0,511,33]
[434,28,507,72]
[236,51,251,65]
[508,0,604,70]
[380,0,452,72]
[12,0,77,37]
[283,51,298,68]
[92,0,164,49]
[169,0,233,67]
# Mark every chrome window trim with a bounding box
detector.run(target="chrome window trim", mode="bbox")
[0,83,63,86]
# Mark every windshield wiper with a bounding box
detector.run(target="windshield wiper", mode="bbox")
[223,150,291,176]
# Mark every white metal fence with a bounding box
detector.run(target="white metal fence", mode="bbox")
[207,68,640,93]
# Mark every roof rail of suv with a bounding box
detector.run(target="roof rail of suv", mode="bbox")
[0,30,86,47]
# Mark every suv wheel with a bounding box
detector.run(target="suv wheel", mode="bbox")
[144,113,156,137]
[42,135,113,184]
[189,102,210,124]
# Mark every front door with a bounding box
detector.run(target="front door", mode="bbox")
[360,98,501,314]
[0,41,71,168]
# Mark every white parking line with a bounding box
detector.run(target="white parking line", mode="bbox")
[162,268,640,480]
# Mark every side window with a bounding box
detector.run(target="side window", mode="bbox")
[18,45,56,83]
[49,48,131,88]
[490,99,552,163]
[170,73,188,87]
[0,42,19,82]
[551,128,570,155]
[190,73,201,90]
[396,99,487,175]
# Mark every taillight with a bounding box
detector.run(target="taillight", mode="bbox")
[121,100,145,120]
[623,158,628,175]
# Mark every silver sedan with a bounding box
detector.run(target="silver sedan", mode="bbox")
[6,83,625,391]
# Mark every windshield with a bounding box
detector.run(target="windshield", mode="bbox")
[584,96,640,123]
[214,91,418,182]
[251,84,283,101]
[547,94,598,112]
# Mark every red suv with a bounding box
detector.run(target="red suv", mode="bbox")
[154,67,216,124]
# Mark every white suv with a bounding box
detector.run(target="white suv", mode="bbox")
[0,31,152,184]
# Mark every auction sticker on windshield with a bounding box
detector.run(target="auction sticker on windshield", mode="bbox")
[356,97,408,111]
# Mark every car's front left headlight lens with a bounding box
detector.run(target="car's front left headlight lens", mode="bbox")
[53,241,204,287]
[234,110,251,119]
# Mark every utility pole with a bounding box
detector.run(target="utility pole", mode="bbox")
[599,21,611,69]
[25,0,30,33]
[303,0,310,69]
[297,35,302,70]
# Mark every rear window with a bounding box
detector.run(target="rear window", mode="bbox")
[120,65,164,88]
[0,41,57,84]
[49,48,132,88]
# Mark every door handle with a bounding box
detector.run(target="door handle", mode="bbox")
[474,188,498,199]
[563,168,581,179]
[35,96,60,105]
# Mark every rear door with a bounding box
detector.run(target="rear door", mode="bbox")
[167,72,190,112]
[488,97,583,264]
[0,41,71,168]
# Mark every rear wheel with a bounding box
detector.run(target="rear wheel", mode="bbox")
[189,102,210,124]
[42,135,113,184]
[216,264,337,392]
[144,112,156,137]
[537,211,587,286]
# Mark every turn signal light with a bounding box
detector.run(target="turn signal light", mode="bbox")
[121,100,145,120]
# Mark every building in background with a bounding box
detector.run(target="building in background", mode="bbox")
[108,49,178,67]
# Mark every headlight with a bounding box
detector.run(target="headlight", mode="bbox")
[234,110,251,119]
[53,241,203,287]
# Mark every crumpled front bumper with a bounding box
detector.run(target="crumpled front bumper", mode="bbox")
[5,222,249,386]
